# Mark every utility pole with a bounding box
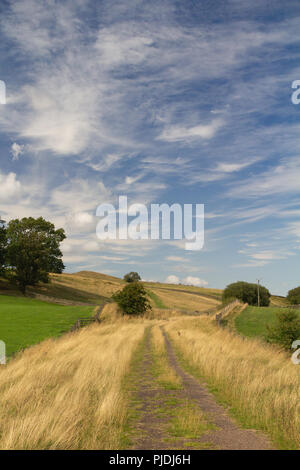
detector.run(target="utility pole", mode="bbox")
[256,279,261,307]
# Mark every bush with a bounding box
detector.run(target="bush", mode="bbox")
[222,281,270,306]
[287,286,300,305]
[123,272,141,283]
[266,310,300,349]
[112,282,152,316]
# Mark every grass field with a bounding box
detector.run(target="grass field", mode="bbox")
[0,295,95,358]
[149,288,219,312]
[234,306,296,339]
[146,281,223,300]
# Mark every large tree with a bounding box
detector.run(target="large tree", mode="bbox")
[6,217,66,293]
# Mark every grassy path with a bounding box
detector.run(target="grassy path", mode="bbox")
[127,326,216,450]
[162,328,274,450]
[126,323,274,450]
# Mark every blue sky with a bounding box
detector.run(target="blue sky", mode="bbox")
[1,0,300,295]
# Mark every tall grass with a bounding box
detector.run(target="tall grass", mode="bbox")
[165,316,300,449]
[0,321,146,449]
[150,289,218,311]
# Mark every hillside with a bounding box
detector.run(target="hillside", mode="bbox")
[0,270,223,308]
[0,271,221,359]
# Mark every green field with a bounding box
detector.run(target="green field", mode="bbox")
[0,295,94,358]
[235,306,298,338]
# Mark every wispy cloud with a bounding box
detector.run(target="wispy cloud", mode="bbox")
[158,119,224,142]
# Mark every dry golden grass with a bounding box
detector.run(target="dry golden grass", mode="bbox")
[165,316,300,448]
[270,295,290,307]
[151,288,219,312]
[0,320,148,449]
[145,281,223,298]
[50,272,123,298]
[144,308,183,320]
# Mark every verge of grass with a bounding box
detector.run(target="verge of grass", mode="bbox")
[235,306,290,338]
[0,295,95,358]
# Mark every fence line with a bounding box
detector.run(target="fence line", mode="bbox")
[70,302,107,332]
[215,299,245,326]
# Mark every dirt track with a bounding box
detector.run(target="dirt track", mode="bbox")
[131,326,274,450]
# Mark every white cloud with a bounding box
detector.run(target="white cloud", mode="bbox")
[10,142,24,161]
[233,260,269,268]
[166,256,186,262]
[158,119,223,142]
[215,161,254,173]
[164,274,208,287]
[0,172,22,202]
[229,157,300,198]
[65,212,96,234]
[287,222,300,238]
[250,251,284,260]
[125,175,142,185]
[165,275,180,284]
[182,276,208,287]
[50,179,110,214]
[87,154,125,173]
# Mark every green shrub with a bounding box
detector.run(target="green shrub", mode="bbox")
[112,282,152,316]
[287,286,300,305]
[223,281,270,306]
[266,310,300,349]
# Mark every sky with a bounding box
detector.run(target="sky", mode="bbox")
[0,0,300,295]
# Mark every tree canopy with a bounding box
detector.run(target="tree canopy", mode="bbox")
[6,217,65,293]
[123,271,141,283]
[222,281,270,306]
